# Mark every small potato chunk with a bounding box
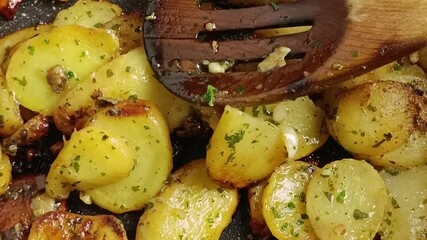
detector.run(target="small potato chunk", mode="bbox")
[46,126,134,199]
[136,159,239,240]
[0,152,12,195]
[54,46,193,135]
[53,0,122,28]
[28,211,127,240]
[242,96,328,160]
[206,105,286,188]
[83,100,172,213]
[262,161,319,240]
[379,164,427,240]
[306,159,387,240]
[324,81,417,157]
[0,76,23,137]
[6,25,119,115]
[272,96,328,160]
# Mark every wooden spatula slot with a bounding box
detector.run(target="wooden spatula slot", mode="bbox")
[144,0,427,106]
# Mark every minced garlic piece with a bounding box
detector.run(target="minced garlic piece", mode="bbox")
[205,22,216,32]
[258,46,291,72]
[208,60,234,74]
[31,193,58,217]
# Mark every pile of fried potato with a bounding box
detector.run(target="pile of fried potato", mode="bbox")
[0,0,426,239]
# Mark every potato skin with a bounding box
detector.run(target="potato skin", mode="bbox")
[28,211,127,240]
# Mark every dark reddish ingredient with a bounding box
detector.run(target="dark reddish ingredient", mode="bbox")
[0,0,23,20]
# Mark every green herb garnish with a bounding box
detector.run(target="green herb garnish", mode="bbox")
[270,2,279,11]
[353,209,369,220]
[201,84,218,107]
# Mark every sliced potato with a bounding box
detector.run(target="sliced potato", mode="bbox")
[83,100,172,213]
[206,105,286,188]
[0,24,53,73]
[324,81,417,157]
[45,126,134,199]
[0,74,23,137]
[136,159,239,240]
[379,164,427,240]
[28,211,127,240]
[6,25,119,115]
[306,159,387,240]
[356,131,427,168]
[53,0,122,28]
[262,161,319,240]
[0,153,12,195]
[54,46,193,135]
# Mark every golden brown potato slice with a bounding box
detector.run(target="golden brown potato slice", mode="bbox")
[206,105,286,188]
[136,159,239,240]
[306,159,387,240]
[0,24,53,74]
[82,100,173,213]
[6,25,119,115]
[28,211,127,240]
[53,0,122,28]
[262,161,319,240]
[54,46,193,135]
[45,126,134,199]
[324,81,419,157]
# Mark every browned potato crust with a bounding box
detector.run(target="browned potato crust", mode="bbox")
[29,211,127,240]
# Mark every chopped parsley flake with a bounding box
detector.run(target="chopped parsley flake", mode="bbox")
[12,76,27,86]
[353,209,369,220]
[271,206,283,218]
[336,191,346,203]
[270,2,279,11]
[236,86,246,94]
[352,50,361,57]
[106,69,114,77]
[27,45,35,55]
[201,85,218,107]
[225,129,245,151]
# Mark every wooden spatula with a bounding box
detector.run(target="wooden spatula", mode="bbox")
[143,0,427,106]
